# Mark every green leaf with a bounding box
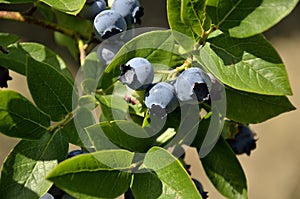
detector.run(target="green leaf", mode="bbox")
[0,42,72,80]
[97,95,129,121]
[55,10,93,38]
[197,31,292,95]
[47,150,134,198]
[191,114,211,150]
[81,52,105,93]
[94,120,154,152]
[26,57,77,121]
[143,147,202,199]
[167,0,209,41]
[40,0,85,15]
[54,32,79,60]
[82,52,105,81]
[0,90,50,139]
[36,1,54,21]
[0,32,19,47]
[99,30,186,92]
[201,137,247,199]
[85,124,119,151]
[0,130,68,199]
[131,171,163,199]
[61,107,95,147]
[206,0,299,38]
[220,120,239,140]
[225,87,296,123]
[0,0,34,3]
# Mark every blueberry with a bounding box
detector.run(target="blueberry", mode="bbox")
[144,82,178,119]
[79,0,106,19]
[47,185,65,199]
[192,179,208,199]
[94,10,127,40]
[111,0,144,25]
[39,193,54,199]
[124,189,134,199]
[174,67,211,103]
[118,57,154,90]
[67,149,88,158]
[96,40,124,65]
[226,125,257,156]
[0,66,12,88]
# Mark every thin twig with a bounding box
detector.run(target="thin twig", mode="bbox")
[0,10,89,41]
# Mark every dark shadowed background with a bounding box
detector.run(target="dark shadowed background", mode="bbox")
[0,1,300,198]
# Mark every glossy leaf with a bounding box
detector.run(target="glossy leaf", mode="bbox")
[206,0,299,38]
[0,130,68,199]
[95,120,154,152]
[0,90,50,139]
[167,0,209,41]
[0,32,19,47]
[131,171,163,199]
[26,57,77,121]
[197,31,292,95]
[84,124,120,151]
[99,30,186,92]
[47,150,134,198]
[143,147,202,199]
[0,42,72,80]
[226,87,296,123]
[201,137,247,199]
[40,0,85,15]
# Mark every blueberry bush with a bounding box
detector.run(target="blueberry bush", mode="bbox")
[0,0,298,198]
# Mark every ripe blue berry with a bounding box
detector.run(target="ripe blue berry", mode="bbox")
[94,10,127,40]
[67,149,88,158]
[0,66,12,88]
[192,178,208,199]
[144,82,178,119]
[39,193,54,199]
[124,189,134,199]
[96,40,124,65]
[111,0,144,25]
[118,57,154,90]
[47,185,65,199]
[174,67,211,102]
[79,0,106,19]
[226,125,257,156]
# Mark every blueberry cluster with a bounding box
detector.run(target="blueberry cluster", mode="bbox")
[39,150,87,199]
[118,58,211,119]
[226,125,257,156]
[92,0,144,40]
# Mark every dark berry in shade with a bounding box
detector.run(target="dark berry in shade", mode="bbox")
[226,125,257,156]
[0,66,12,88]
